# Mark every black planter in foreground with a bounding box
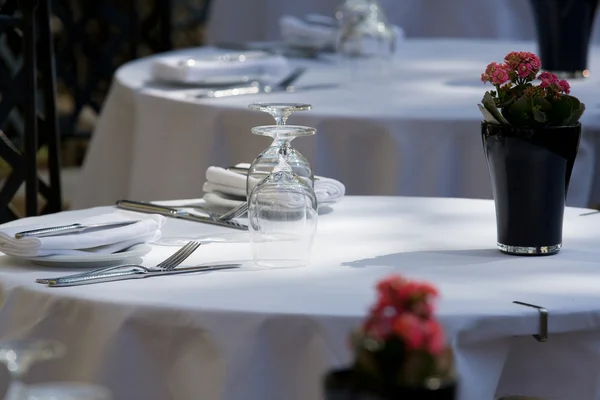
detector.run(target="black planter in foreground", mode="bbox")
[324,369,456,400]
[481,122,581,256]
[529,0,598,78]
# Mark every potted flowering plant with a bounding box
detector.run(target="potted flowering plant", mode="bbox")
[479,51,584,256]
[323,275,455,399]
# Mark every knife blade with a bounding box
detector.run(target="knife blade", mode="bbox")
[47,263,242,287]
[15,221,140,239]
[116,200,248,230]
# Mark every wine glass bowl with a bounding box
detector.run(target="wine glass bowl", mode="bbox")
[0,339,66,400]
[0,340,65,375]
[336,0,396,78]
[246,125,316,199]
[248,149,318,269]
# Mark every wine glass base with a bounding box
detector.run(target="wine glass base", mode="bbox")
[25,382,112,400]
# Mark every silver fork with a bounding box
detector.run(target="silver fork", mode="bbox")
[179,202,248,221]
[217,202,248,220]
[36,241,202,284]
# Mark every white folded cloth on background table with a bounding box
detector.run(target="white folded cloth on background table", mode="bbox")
[279,14,405,53]
[0,211,165,257]
[202,164,346,208]
[150,51,290,84]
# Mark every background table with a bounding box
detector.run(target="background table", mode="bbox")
[73,39,600,210]
[206,0,600,45]
[1,197,600,400]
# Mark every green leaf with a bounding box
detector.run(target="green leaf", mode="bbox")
[533,109,548,123]
[478,104,500,124]
[534,97,552,111]
[547,95,575,125]
[482,92,510,125]
[503,95,534,127]
[566,102,586,125]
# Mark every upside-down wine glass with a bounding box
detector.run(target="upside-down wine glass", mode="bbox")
[246,103,314,199]
[0,339,66,400]
[248,125,318,268]
[335,0,396,79]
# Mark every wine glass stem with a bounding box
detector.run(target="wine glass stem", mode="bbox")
[272,139,292,157]
[273,112,291,125]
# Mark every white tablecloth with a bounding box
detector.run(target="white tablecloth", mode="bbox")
[1,197,600,399]
[206,0,600,44]
[73,39,600,210]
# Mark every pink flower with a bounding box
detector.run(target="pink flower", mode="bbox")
[557,79,571,94]
[504,51,541,76]
[481,62,510,85]
[423,320,445,355]
[491,67,510,85]
[538,71,559,88]
[517,62,534,78]
[393,314,426,350]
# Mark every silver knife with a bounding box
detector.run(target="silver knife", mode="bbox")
[116,200,248,230]
[47,264,242,287]
[15,221,140,239]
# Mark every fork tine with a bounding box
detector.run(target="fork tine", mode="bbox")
[162,242,202,271]
[218,202,248,221]
[156,242,198,268]
[155,242,193,268]
[159,242,200,269]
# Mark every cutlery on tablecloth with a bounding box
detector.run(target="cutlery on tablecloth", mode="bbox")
[580,210,599,216]
[194,66,339,98]
[15,221,140,239]
[177,202,248,221]
[116,200,248,230]
[36,240,203,284]
[47,263,242,287]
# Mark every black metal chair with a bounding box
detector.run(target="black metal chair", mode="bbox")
[51,0,215,139]
[0,0,62,222]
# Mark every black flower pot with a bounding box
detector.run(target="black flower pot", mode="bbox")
[529,0,598,77]
[481,122,581,256]
[323,369,456,400]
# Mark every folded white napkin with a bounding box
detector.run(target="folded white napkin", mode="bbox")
[202,164,346,208]
[151,51,290,84]
[0,211,165,258]
[280,15,339,49]
[279,14,404,54]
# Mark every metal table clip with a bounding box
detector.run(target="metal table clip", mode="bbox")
[513,301,548,342]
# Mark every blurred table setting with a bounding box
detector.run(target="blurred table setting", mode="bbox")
[205,0,600,45]
[73,37,600,210]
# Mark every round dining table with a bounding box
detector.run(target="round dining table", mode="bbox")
[0,196,600,400]
[73,39,600,210]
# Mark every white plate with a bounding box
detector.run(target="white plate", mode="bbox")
[155,74,262,87]
[150,51,285,86]
[26,244,152,268]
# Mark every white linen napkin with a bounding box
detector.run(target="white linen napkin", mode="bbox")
[202,165,346,208]
[0,211,165,258]
[151,51,290,84]
[279,14,405,54]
